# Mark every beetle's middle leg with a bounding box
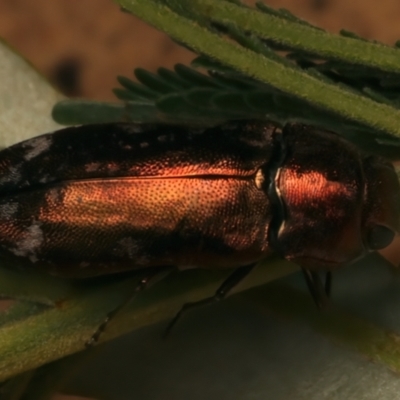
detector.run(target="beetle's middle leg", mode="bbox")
[86,266,174,347]
[164,263,257,337]
[301,268,332,309]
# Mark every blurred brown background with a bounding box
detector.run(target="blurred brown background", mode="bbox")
[1,1,400,399]
[1,0,400,101]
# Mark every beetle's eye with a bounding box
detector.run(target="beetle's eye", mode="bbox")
[367,225,395,250]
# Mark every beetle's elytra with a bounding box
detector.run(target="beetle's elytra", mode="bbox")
[0,120,398,278]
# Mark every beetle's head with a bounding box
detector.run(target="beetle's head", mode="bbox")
[361,156,400,251]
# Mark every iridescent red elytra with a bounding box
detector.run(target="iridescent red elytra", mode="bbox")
[0,120,398,280]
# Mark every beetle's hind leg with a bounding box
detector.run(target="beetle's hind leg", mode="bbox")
[86,267,174,347]
[164,263,257,337]
[301,268,332,309]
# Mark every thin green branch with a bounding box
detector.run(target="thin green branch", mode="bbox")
[172,0,400,72]
[116,0,400,138]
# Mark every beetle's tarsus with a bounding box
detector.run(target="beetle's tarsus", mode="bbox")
[301,268,331,309]
[164,263,257,337]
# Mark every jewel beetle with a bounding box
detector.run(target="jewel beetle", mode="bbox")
[0,120,398,331]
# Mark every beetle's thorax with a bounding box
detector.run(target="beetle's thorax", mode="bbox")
[269,124,369,269]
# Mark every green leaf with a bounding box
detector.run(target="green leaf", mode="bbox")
[116,0,400,142]
[0,259,298,381]
[52,100,158,125]
[116,75,159,100]
[134,68,181,94]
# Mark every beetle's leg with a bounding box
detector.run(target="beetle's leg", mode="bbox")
[301,268,331,309]
[164,263,256,337]
[86,267,174,347]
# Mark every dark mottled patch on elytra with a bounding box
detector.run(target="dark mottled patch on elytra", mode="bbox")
[0,121,275,195]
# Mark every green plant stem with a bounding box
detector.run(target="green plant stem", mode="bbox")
[116,0,400,138]
[0,259,298,381]
[173,0,400,73]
